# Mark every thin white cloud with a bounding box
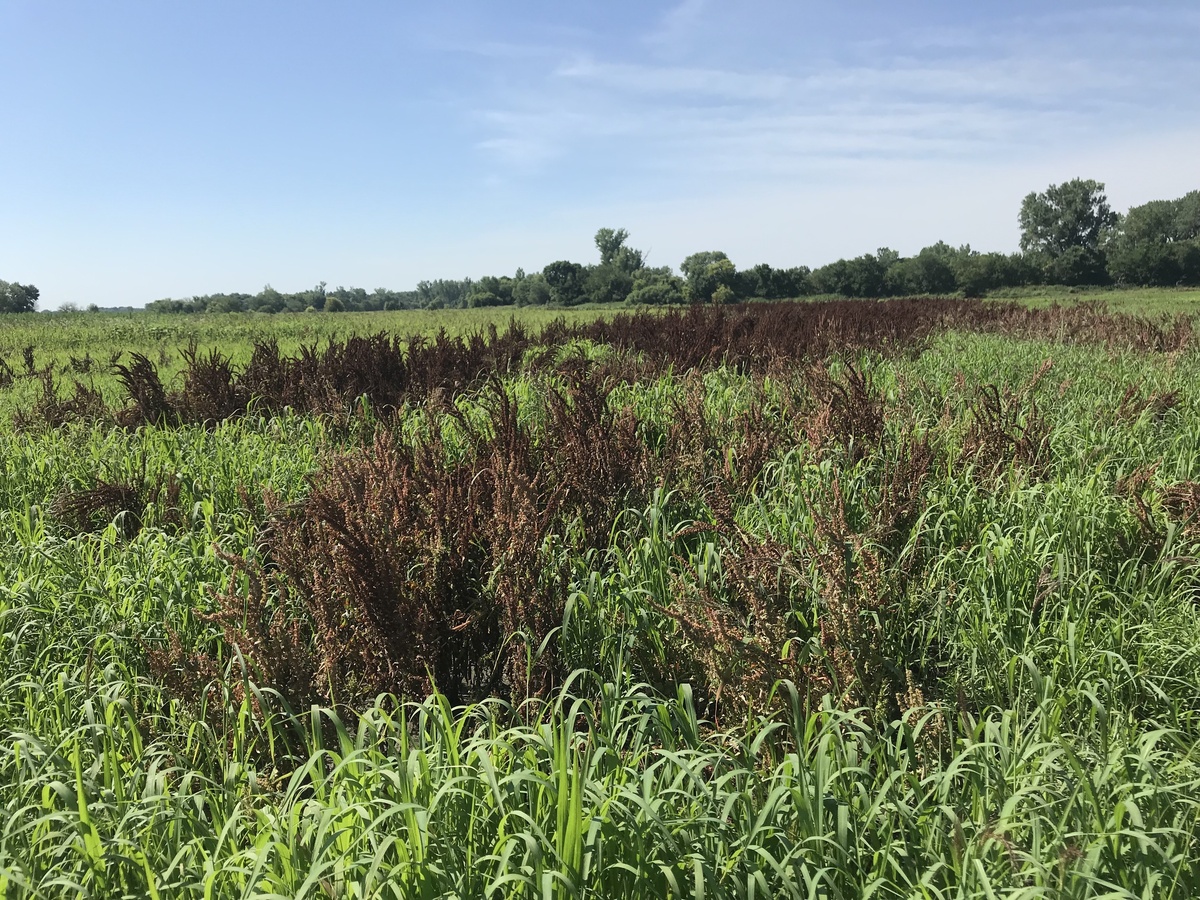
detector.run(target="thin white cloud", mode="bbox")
[470,3,1199,194]
[553,54,1134,107]
[556,58,791,101]
[436,39,565,62]
[474,59,1128,181]
[643,0,708,56]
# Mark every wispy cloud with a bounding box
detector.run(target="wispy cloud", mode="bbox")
[643,0,708,56]
[555,58,791,102]
[468,3,1200,193]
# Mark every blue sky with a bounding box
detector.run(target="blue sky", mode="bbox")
[2,1,1198,308]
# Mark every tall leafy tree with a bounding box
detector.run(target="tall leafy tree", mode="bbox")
[1019,178,1118,257]
[594,228,630,267]
[0,280,39,313]
[587,227,645,303]
[542,260,588,305]
[1019,179,1118,285]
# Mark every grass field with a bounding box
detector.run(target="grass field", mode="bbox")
[1,297,1199,897]
[986,285,1200,314]
[3,284,1198,363]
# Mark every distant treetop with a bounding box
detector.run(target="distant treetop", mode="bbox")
[0,280,39,313]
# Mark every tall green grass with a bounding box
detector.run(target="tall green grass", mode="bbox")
[1,330,1198,896]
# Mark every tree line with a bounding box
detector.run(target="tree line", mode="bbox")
[4,180,1198,313]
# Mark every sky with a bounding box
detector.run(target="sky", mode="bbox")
[2,1,1199,309]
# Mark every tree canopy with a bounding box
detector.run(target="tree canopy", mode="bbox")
[0,280,38,313]
[1019,178,1118,257]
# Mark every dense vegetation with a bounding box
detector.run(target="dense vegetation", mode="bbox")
[1,299,1198,896]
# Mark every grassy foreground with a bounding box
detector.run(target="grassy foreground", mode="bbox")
[1,300,1199,897]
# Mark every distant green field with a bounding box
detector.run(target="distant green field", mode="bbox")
[986,284,1200,313]
[4,291,1197,423]
[5,286,1199,360]
[0,305,622,361]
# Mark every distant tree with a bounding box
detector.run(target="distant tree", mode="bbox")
[416,278,472,310]
[680,251,737,302]
[733,263,811,299]
[954,252,1038,297]
[680,251,727,284]
[512,273,552,306]
[711,283,737,304]
[468,275,515,307]
[583,227,646,304]
[625,267,685,305]
[875,247,901,270]
[206,294,247,313]
[1020,179,1118,255]
[594,228,629,267]
[249,284,286,313]
[1043,246,1109,286]
[310,281,327,311]
[585,265,634,304]
[332,287,361,310]
[495,276,517,304]
[542,260,588,305]
[1108,190,1200,286]
[884,243,960,295]
[601,231,645,274]
[811,253,886,297]
[325,296,345,312]
[777,266,814,297]
[1179,190,1200,239]
[0,280,38,313]
[1108,241,1197,286]
[466,290,504,308]
[736,263,773,299]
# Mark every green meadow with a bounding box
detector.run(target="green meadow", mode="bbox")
[1,297,1198,897]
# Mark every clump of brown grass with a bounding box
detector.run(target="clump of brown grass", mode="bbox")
[154,367,654,710]
[52,480,145,539]
[648,422,940,723]
[51,471,186,540]
[14,372,111,430]
[1114,383,1181,423]
[638,498,809,720]
[961,359,1053,479]
[1161,481,1200,541]
[0,356,15,390]
[114,353,175,426]
[801,358,885,463]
